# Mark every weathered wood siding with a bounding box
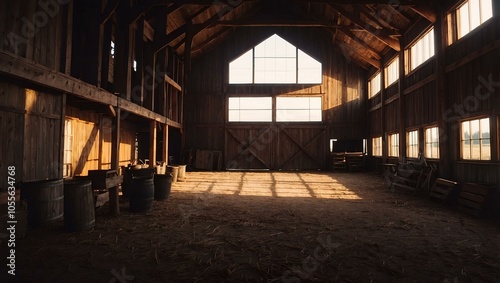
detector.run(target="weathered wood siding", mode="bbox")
[65,106,137,176]
[186,27,366,170]
[0,78,63,188]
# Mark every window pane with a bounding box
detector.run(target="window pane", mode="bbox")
[480,118,490,138]
[276,97,322,122]
[462,121,470,140]
[462,140,471,159]
[239,110,272,122]
[470,0,481,30]
[229,49,253,84]
[458,2,470,38]
[239,97,272,110]
[481,139,491,160]
[481,0,493,22]
[298,50,322,84]
[228,97,240,109]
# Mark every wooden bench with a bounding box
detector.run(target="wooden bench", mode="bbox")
[332,152,365,172]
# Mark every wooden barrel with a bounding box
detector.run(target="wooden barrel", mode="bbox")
[64,180,95,232]
[122,168,154,198]
[154,174,173,200]
[129,176,154,213]
[22,179,64,227]
[167,166,179,183]
[177,165,186,181]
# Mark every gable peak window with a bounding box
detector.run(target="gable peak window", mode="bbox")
[229,34,322,84]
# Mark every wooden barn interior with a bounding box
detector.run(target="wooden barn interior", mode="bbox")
[0,0,499,281]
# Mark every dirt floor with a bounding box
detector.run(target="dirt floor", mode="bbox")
[2,171,500,283]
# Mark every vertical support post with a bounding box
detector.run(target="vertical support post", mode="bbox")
[163,124,169,165]
[58,93,67,179]
[398,44,407,162]
[380,68,387,164]
[114,2,133,99]
[133,18,145,105]
[110,108,121,215]
[435,2,451,178]
[64,0,73,74]
[149,121,157,168]
[99,21,112,90]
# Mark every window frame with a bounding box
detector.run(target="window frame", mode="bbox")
[447,0,494,45]
[227,96,273,123]
[229,34,322,85]
[424,126,440,159]
[405,27,435,74]
[368,71,381,99]
[384,56,399,87]
[276,96,322,122]
[460,117,491,161]
[406,129,419,159]
[372,136,382,157]
[388,132,400,157]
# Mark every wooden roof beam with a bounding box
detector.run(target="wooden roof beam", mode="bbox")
[409,4,436,23]
[329,3,400,51]
[191,27,231,53]
[101,0,121,24]
[216,19,348,27]
[356,4,403,33]
[334,27,381,60]
[129,2,182,24]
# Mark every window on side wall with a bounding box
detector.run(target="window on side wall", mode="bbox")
[385,57,399,87]
[461,117,490,160]
[372,136,382,157]
[424,126,440,159]
[368,72,381,98]
[407,130,419,158]
[388,133,400,157]
[406,28,435,73]
[448,0,493,44]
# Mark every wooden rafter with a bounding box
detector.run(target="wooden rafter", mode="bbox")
[334,27,381,60]
[409,4,437,23]
[329,3,400,51]
[216,19,348,27]
[154,6,211,52]
[101,0,121,24]
[191,27,231,53]
[356,4,402,33]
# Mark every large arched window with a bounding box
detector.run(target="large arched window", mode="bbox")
[229,34,322,84]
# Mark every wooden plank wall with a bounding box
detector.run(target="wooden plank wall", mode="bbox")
[66,106,137,176]
[186,27,366,170]
[0,78,63,188]
[0,0,69,72]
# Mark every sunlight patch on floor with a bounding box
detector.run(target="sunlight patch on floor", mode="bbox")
[171,172,362,200]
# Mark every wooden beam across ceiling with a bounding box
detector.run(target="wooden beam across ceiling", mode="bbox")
[216,19,351,28]
[409,4,437,23]
[328,3,400,51]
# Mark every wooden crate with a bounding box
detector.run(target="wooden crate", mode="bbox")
[345,152,365,172]
[457,183,496,217]
[429,178,459,204]
[332,153,346,171]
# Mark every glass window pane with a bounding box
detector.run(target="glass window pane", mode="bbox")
[470,119,480,139]
[470,0,481,30]
[481,139,491,160]
[229,49,253,84]
[462,121,470,140]
[480,118,490,138]
[462,141,471,159]
[239,110,272,122]
[228,110,240,121]
[458,2,470,38]
[471,140,480,159]
[481,0,493,22]
[228,97,240,110]
[309,110,322,122]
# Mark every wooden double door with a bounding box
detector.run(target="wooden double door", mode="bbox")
[225,125,327,170]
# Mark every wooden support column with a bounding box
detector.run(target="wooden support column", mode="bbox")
[149,121,157,168]
[398,43,407,162]
[182,22,193,124]
[58,93,67,179]
[152,6,168,115]
[110,108,121,215]
[435,2,451,178]
[133,18,145,105]
[163,124,169,164]
[98,21,112,90]
[114,2,133,99]
[380,68,387,164]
